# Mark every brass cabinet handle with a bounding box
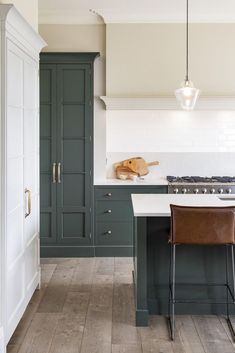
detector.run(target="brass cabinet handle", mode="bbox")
[58,162,61,183]
[25,188,31,218]
[52,162,56,183]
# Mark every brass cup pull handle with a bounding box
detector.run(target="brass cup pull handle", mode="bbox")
[52,163,56,183]
[58,163,61,184]
[25,188,31,218]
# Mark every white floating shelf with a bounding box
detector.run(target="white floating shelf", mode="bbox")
[100,96,235,111]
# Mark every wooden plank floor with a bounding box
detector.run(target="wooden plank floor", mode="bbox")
[7,257,235,353]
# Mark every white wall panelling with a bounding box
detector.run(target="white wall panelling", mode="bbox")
[0,5,46,351]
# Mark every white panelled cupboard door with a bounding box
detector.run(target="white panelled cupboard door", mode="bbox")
[6,40,40,343]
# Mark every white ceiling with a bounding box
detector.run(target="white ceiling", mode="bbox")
[38,0,235,24]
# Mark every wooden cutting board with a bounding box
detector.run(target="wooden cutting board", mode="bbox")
[115,157,159,176]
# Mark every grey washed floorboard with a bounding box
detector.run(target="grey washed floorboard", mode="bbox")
[7,258,235,353]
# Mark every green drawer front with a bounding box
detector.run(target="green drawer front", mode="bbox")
[96,200,133,221]
[96,222,133,246]
[95,188,131,200]
[95,186,168,201]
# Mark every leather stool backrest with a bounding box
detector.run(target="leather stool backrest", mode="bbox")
[170,205,235,245]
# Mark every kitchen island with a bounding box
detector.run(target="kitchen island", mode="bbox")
[132,194,235,326]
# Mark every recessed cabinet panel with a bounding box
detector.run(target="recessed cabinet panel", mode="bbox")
[63,105,85,137]
[40,69,52,103]
[40,213,52,239]
[62,213,84,239]
[7,49,23,107]
[24,109,36,156]
[40,174,52,207]
[40,140,51,172]
[7,158,23,213]
[24,60,37,109]
[7,107,23,158]
[7,208,24,266]
[62,174,85,207]
[62,69,85,103]
[63,140,85,172]
[40,105,51,138]
[7,260,24,324]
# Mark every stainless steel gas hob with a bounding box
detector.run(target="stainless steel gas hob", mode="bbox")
[167,176,235,194]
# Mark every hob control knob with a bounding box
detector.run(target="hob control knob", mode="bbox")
[218,188,224,194]
[182,188,187,194]
[202,188,207,194]
[194,188,199,194]
[210,188,216,194]
[226,188,232,194]
[173,188,179,194]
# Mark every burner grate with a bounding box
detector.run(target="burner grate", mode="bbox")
[167,176,235,183]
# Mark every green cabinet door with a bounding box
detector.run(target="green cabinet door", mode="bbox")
[40,64,57,244]
[40,53,99,256]
[56,64,92,245]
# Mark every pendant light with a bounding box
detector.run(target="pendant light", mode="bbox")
[175,0,200,110]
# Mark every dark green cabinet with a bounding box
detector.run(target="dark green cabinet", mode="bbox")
[40,53,99,257]
[94,185,167,256]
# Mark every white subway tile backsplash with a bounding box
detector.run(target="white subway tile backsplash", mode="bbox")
[107,110,235,153]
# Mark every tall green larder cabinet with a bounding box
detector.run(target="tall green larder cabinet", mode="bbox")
[40,53,99,257]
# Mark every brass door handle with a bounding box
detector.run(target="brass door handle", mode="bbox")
[25,188,31,218]
[52,162,56,183]
[58,163,61,183]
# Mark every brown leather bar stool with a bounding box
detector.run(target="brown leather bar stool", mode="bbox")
[169,204,235,341]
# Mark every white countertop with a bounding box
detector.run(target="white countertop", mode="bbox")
[94,177,168,186]
[131,194,235,217]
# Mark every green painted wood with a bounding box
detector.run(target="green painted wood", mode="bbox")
[94,185,167,256]
[40,53,98,256]
[96,200,133,222]
[94,246,133,257]
[40,64,57,244]
[134,215,235,322]
[95,186,168,200]
[40,245,95,257]
[56,64,92,245]
[134,217,149,326]
[96,222,133,246]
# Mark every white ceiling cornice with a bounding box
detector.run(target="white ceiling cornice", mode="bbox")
[90,9,235,24]
[39,9,104,25]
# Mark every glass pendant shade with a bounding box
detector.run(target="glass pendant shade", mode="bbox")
[175,80,200,110]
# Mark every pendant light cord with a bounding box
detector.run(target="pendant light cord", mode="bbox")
[186,0,189,82]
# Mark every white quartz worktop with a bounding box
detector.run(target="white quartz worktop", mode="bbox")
[131,194,235,217]
[94,177,168,186]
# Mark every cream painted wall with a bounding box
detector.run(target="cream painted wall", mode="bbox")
[0,0,38,30]
[39,24,105,56]
[106,23,235,96]
[39,24,107,180]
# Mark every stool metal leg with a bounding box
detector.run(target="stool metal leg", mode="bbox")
[226,245,229,320]
[227,244,235,341]
[169,244,176,341]
[168,243,176,340]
